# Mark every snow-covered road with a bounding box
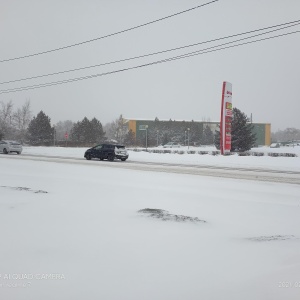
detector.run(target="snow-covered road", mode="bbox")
[2,152,300,185]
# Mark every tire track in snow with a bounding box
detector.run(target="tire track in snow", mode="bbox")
[1,154,300,185]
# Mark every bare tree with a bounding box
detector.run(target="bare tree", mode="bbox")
[0,100,14,139]
[104,115,128,143]
[272,128,300,142]
[12,100,32,142]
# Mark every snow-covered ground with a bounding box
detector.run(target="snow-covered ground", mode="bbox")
[0,146,300,300]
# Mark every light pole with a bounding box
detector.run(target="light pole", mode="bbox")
[145,125,148,151]
[157,130,159,147]
[185,130,187,146]
[53,126,56,147]
[187,128,190,149]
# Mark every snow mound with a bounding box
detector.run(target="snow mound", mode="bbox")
[0,185,48,194]
[138,208,206,223]
[247,235,297,242]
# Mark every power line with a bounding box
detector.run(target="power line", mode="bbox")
[0,0,219,63]
[0,30,298,94]
[1,19,299,85]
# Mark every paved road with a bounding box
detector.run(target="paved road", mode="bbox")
[2,153,300,185]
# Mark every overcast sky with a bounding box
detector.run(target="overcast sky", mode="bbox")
[1,0,299,131]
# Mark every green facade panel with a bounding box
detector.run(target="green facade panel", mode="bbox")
[252,124,266,147]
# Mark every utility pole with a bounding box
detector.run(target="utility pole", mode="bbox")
[53,126,56,146]
[145,125,148,151]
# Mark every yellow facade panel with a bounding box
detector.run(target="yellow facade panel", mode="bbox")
[265,124,271,145]
[128,120,136,136]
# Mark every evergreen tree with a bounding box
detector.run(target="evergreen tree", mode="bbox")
[27,111,53,145]
[214,125,220,150]
[214,108,256,152]
[162,132,169,145]
[184,122,203,146]
[202,125,214,145]
[71,117,105,144]
[231,108,256,151]
[90,117,105,143]
[81,117,94,143]
[70,121,82,142]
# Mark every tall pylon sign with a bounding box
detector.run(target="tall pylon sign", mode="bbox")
[220,81,232,155]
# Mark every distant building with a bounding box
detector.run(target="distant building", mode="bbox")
[251,123,271,147]
[124,118,271,147]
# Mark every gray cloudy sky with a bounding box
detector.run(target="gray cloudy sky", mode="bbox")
[1,0,299,131]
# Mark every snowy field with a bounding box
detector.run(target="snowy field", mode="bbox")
[0,146,300,300]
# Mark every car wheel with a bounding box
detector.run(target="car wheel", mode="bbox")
[121,158,127,161]
[16,152,21,155]
[100,157,104,161]
[86,154,91,160]
[3,148,8,154]
[108,154,115,161]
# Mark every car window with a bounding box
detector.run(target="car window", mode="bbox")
[116,145,125,149]
[95,145,103,150]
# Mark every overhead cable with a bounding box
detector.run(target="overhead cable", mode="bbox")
[0,0,219,63]
[0,30,298,94]
[1,19,299,85]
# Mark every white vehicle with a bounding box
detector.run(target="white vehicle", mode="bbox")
[0,140,23,154]
[163,142,181,148]
[270,143,280,148]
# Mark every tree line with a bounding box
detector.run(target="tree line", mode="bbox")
[0,101,129,146]
[1,100,297,150]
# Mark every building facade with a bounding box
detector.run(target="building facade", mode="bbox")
[124,118,271,147]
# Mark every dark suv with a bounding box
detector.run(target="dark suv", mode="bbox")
[84,143,129,161]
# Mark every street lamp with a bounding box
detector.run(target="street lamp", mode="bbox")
[145,125,148,151]
[187,128,190,149]
[53,125,56,147]
[185,131,187,146]
[157,130,159,147]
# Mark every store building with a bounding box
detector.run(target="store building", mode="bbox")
[124,118,271,147]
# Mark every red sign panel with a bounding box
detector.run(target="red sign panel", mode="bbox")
[220,82,232,154]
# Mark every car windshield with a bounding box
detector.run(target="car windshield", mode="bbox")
[116,145,125,149]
